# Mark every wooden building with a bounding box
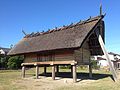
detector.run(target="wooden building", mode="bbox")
[8,15,106,82]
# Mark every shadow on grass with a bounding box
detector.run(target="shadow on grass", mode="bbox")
[38,72,113,81]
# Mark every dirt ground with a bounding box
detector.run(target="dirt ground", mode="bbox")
[1,69,120,90]
[13,76,96,90]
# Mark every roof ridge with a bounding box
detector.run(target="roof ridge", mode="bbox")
[24,15,102,38]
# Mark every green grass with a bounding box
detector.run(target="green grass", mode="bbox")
[0,67,120,90]
[0,70,21,90]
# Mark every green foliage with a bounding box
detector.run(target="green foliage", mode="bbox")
[7,56,24,69]
[0,55,10,69]
[79,65,88,70]
[60,65,71,69]
[91,60,100,70]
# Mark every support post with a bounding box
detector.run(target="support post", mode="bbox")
[72,65,77,83]
[52,65,55,80]
[71,65,73,76]
[22,66,25,78]
[96,31,117,81]
[89,64,92,78]
[44,66,46,74]
[56,65,59,74]
[36,65,39,79]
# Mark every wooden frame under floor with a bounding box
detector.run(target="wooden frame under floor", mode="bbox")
[21,60,92,83]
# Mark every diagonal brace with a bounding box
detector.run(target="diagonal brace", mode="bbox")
[96,30,117,81]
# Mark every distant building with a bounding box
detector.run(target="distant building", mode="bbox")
[0,47,10,55]
[94,52,120,69]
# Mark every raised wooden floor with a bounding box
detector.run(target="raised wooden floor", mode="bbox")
[21,60,78,83]
[21,60,77,66]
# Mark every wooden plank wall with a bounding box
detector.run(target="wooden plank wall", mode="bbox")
[24,53,37,63]
[55,51,74,61]
[74,48,90,65]
[24,50,75,63]
[74,40,90,65]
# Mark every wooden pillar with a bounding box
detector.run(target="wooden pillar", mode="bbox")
[71,65,73,76]
[89,64,92,78]
[36,65,39,79]
[56,65,59,74]
[22,66,25,78]
[72,65,77,83]
[44,66,47,74]
[52,65,55,80]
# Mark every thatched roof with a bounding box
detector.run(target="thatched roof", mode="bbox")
[8,15,104,55]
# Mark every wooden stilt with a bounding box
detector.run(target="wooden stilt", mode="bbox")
[73,65,77,83]
[36,65,39,79]
[44,66,46,74]
[22,66,25,78]
[89,64,92,78]
[56,65,59,74]
[52,65,55,80]
[71,65,73,76]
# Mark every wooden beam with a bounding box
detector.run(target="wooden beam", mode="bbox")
[22,66,25,78]
[96,31,117,81]
[36,65,39,79]
[52,65,55,80]
[72,65,77,83]
[22,61,77,66]
[21,63,35,66]
[89,64,92,78]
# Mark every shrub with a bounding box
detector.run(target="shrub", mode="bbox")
[0,55,10,69]
[7,56,24,69]
[91,60,100,70]
[60,65,71,69]
[79,65,88,70]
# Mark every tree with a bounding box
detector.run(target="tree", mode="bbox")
[0,55,9,69]
[7,56,24,69]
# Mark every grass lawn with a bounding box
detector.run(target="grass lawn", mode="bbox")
[0,67,120,90]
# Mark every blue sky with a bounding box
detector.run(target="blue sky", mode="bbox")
[0,0,120,54]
